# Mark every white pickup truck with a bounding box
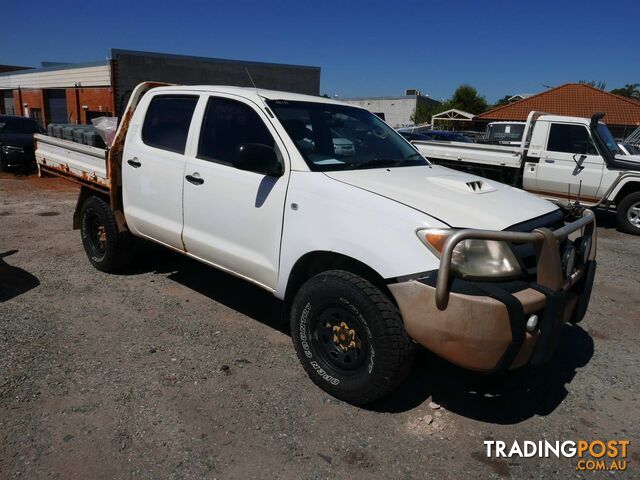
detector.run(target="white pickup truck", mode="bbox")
[35,83,597,405]
[413,112,640,234]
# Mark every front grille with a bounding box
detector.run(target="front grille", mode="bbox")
[506,209,566,279]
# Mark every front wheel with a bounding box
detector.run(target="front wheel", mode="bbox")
[80,196,134,272]
[616,192,640,235]
[290,270,414,405]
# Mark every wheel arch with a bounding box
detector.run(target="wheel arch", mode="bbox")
[73,186,127,232]
[282,251,396,316]
[613,180,640,206]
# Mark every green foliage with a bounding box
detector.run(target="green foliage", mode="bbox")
[578,80,607,90]
[494,94,515,107]
[410,101,437,125]
[609,84,640,101]
[411,84,488,126]
[437,84,488,115]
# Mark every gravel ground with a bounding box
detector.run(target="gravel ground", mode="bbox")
[1,172,638,479]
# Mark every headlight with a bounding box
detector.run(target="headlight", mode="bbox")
[1,145,24,154]
[417,228,522,279]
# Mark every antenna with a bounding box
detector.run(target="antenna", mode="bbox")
[575,180,583,206]
[244,67,257,91]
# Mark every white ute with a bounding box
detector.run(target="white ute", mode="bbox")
[35,83,597,405]
[413,111,640,234]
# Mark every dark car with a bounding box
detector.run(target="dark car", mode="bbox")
[399,130,472,143]
[399,131,435,141]
[427,130,473,142]
[0,115,45,172]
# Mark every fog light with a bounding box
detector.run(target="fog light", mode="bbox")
[526,314,539,333]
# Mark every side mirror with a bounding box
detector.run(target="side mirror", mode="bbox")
[572,153,587,175]
[235,143,283,177]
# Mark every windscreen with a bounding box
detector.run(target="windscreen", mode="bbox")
[267,100,428,171]
[596,124,622,155]
[0,117,39,134]
[486,123,525,142]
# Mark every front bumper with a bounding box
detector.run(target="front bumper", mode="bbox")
[389,210,597,373]
[1,148,33,168]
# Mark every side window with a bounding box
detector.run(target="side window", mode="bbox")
[141,95,198,154]
[547,124,597,155]
[198,97,275,166]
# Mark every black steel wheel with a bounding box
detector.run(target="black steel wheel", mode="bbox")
[80,195,133,272]
[290,270,415,405]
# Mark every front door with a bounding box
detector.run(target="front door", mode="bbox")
[535,122,604,202]
[122,94,199,249]
[181,95,289,289]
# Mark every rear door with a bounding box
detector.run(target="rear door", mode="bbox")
[122,93,198,249]
[181,94,289,289]
[535,122,604,201]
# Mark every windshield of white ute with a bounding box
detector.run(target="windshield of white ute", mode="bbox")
[267,100,428,171]
[596,123,622,156]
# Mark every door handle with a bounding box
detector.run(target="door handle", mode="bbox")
[185,174,204,185]
[127,158,142,168]
[544,159,555,163]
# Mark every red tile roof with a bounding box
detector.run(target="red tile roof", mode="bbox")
[476,83,640,126]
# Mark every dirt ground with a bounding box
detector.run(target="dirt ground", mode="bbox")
[1,172,638,479]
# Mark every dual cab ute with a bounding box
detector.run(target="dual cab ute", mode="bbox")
[35,83,597,405]
[413,112,640,234]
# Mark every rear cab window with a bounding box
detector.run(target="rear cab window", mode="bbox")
[142,95,199,154]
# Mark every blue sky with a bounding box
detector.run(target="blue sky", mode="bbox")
[1,0,638,102]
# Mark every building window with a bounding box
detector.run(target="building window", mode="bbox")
[1,90,14,115]
[30,108,44,128]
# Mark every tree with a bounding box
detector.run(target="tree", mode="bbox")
[610,83,640,101]
[578,80,607,90]
[443,84,488,115]
[411,101,437,125]
[494,94,515,107]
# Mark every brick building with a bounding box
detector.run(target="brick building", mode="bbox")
[0,49,321,128]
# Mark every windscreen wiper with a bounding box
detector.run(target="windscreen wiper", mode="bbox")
[350,158,404,169]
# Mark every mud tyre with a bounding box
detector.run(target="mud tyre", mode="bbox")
[290,270,415,405]
[616,192,640,235]
[80,196,133,272]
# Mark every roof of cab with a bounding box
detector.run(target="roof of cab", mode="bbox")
[148,85,349,106]
[537,114,591,124]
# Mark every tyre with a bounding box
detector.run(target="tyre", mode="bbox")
[290,270,415,405]
[80,196,134,272]
[616,192,640,235]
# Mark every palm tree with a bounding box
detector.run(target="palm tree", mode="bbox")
[610,84,640,101]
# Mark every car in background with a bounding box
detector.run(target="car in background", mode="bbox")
[618,142,640,156]
[0,115,45,171]
[399,130,473,143]
[399,131,434,142]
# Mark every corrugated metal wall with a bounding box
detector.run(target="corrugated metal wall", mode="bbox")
[0,64,110,89]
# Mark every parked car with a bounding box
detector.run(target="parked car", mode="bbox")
[0,115,44,171]
[427,130,473,142]
[34,83,597,405]
[399,130,472,142]
[413,111,640,234]
[399,131,434,141]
